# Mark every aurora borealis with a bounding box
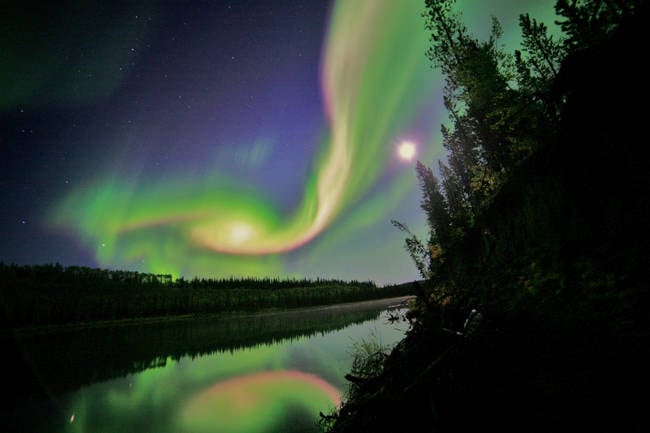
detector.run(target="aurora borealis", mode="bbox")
[0,0,558,284]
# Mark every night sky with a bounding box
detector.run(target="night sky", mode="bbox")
[0,0,557,285]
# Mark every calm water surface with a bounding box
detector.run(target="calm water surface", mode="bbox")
[7,297,411,433]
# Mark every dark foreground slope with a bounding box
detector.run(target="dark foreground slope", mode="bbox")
[324,5,649,433]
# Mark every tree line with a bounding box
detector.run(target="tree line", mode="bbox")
[0,262,413,328]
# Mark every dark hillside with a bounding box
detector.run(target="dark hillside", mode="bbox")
[323,2,649,432]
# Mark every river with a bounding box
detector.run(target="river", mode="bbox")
[2,296,412,433]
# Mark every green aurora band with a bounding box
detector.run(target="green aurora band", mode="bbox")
[49,0,436,278]
[48,0,557,279]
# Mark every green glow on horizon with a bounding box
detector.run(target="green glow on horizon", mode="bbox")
[49,0,435,278]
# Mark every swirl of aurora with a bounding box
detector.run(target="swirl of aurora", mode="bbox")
[50,0,434,276]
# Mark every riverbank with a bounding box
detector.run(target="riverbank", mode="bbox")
[322,290,648,432]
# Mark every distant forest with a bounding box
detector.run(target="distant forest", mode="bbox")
[0,262,414,328]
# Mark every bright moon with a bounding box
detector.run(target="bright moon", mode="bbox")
[398,140,416,161]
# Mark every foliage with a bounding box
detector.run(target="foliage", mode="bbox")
[554,0,643,50]
[347,329,390,392]
[396,0,647,313]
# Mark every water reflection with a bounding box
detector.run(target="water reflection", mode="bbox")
[180,370,341,433]
[6,297,411,433]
